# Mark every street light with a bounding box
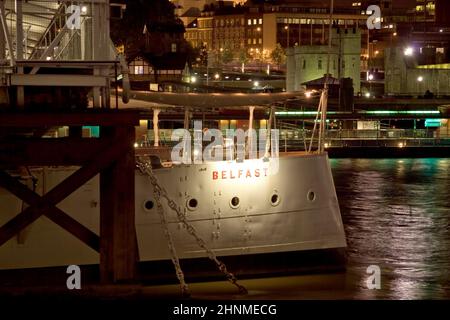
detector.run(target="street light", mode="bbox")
[284,25,289,48]
[404,47,414,56]
[368,74,374,97]
[417,76,424,96]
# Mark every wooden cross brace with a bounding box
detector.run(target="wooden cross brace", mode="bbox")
[0,137,131,251]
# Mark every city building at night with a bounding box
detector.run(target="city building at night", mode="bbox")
[385,46,450,96]
[286,29,361,93]
[184,0,368,66]
[185,10,214,50]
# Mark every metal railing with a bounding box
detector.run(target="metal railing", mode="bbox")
[138,127,450,156]
[29,3,67,60]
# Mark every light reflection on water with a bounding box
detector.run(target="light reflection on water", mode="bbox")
[137,158,450,300]
[331,158,450,299]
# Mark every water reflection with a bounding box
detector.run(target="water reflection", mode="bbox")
[331,158,450,299]
[123,158,450,300]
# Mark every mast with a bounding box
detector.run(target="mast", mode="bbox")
[317,0,334,154]
[308,0,333,154]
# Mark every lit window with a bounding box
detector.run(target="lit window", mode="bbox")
[258,18,262,24]
[248,19,251,25]
[253,19,257,25]
[134,66,144,75]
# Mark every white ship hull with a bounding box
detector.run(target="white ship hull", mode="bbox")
[0,153,346,274]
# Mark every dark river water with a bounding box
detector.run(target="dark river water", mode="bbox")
[176,158,450,300]
[331,158,450,299]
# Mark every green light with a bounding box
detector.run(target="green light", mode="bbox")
[363,110,440,115]
[275,111,338,115]
[275,111,317,115]
[363,110,395,114]
[425,119,442,127]
[275,110,440,116]
[82,126,99,137]
[417,63,450,70]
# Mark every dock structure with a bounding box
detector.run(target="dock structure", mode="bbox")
[0,110,140,283]
[0,0,144,283]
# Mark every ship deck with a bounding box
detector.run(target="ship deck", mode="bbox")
[135,148,320,165]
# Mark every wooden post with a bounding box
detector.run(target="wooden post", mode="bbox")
[100,126,138,283]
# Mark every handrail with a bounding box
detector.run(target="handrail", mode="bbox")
[29,3,66,60]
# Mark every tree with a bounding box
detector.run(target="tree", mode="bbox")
[198,44,208,66]
[238,48,250,73]
[185,43,201,67]
[220,44,234,65]
[110,0,186,57]
[270,43,286,69]
[238,48,250,65]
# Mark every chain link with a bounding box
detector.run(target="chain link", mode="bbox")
[153,186,190,297]
[137,158,248,295]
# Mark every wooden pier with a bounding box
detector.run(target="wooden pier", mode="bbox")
[0,110,140,284]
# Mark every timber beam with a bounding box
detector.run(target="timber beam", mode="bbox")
[0,110,140,284]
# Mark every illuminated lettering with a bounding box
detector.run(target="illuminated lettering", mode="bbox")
[211,168,270,180]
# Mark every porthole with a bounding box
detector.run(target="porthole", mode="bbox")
[230,196,240,209]
[143,200,154,211]
[187,198,198,210]
[307,190,316,202]
[271,193,280,206]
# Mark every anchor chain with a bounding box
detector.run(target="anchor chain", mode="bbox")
[153,186,190,297]
[137,158,248,295]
